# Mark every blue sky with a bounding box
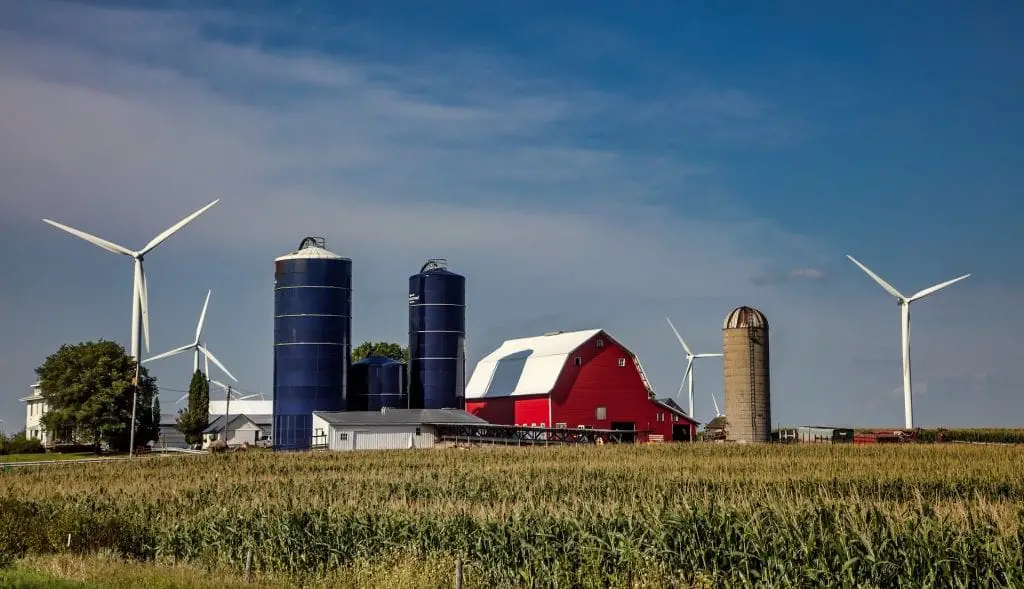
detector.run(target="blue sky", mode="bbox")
[1,0,1021,431]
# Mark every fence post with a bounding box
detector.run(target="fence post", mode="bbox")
[245,549,253,583]
[66,533,71,549]
[455,558,463,589]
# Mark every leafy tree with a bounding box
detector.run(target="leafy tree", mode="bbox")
[35,340,159,452]
[352,341,409,363]
[176,370,210,445]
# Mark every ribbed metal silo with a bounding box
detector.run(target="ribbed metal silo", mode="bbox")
[722,306,771,443]
[349,356,408,411]
[408,259,465,409]
[273,237,351,450]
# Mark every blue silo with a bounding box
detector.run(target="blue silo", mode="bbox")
[273,237,351,450]
[408,259,466,409]
[349,355,408,411]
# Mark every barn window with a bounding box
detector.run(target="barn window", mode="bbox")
[617,358,626,367]
[556,422,567,429]
[672,415,679,422]
[595,407,606,420]
[338,432,348,441]
[574,356,582,366]
[415,427,421,436]
[595,339,604,348]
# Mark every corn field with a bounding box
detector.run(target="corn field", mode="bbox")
[1,444,1023,587]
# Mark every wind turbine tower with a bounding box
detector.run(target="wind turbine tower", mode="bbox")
[846,255,970,430]
[666,317,723,418]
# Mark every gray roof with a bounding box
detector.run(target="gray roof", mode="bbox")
[653,398,699,424]
[203,414,273,434]
[314,409,488,427]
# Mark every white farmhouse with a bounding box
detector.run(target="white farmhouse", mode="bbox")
[20,383,49,445]
[312,408,488,451]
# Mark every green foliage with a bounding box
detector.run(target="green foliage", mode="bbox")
[352,341,409,363]
[176,371,210,446]
[35,340,159,452]
[0,431,45,456]
[2,445,1024,586]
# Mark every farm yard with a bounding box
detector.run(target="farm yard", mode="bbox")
[1,444,1023,588]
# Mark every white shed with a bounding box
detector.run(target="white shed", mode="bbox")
[312,408,488,452]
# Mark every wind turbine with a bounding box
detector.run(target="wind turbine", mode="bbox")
[846,255,970,429]
[42,199,219,361]
[142,290,237,382]
[666,317,724,418]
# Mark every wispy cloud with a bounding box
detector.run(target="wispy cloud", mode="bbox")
[750,267,826,286]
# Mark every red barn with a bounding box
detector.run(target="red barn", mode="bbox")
[465,329,698,442]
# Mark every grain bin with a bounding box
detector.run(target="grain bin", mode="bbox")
[273,237,351,449]
[408,259,465,409]
[722,306,771,442]
[348,355,408,411]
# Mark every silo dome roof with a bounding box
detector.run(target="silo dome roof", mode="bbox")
[723,306,768,329]
[274,237,348,262]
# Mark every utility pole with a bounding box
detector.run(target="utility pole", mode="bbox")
[222,384,231,444]
[129,360,141,457]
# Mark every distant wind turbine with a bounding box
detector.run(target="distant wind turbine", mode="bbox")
[43,200,219,360]
[666,317,724,418]
[143,290,236,382]
[846,254,970,429]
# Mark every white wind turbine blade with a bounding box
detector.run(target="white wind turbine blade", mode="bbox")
[237,393,261,400]
[665,317,692,355]
[175,393,188,403]
[199,345,236,382]
[908,274,971,302]
[847,255,905,300]
[142,343,195,363]
[139,200,219,255]
[42,219,135,256]
[695,353,723,358]
[194,290,211,344]
[712,393,721,417]
[136,261,150,353]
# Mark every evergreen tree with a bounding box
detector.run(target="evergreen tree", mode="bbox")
[176,370,209,445]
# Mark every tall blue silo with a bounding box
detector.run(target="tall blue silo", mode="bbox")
[408,259,465,409]
[349,355,408,411]
[273,237,351,450]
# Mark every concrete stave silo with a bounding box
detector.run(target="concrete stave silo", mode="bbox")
[722,306,771,443]
[273,237,351,449]
[408,259,465,409]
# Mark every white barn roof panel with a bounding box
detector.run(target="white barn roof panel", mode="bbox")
[465,329,603,399]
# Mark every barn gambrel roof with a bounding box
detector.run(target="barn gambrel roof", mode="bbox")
[465,328,660,402]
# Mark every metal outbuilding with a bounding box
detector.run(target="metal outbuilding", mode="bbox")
[312,408,487,451]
